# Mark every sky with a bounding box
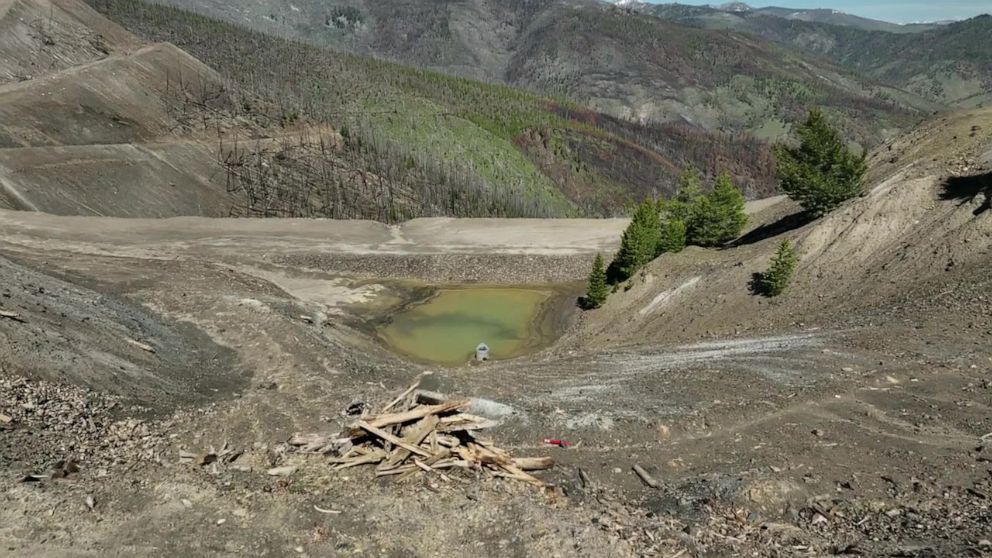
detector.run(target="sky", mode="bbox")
[658,1,991,23]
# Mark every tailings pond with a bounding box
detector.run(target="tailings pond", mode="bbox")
[378,286,569,366]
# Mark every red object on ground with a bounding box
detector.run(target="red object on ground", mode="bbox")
[543,438,571,448]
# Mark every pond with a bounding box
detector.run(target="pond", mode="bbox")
[378,287,564,366]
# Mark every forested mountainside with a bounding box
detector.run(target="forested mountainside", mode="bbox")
[644,6,992,108]
[0,0,785,222]
[142,0,933,146]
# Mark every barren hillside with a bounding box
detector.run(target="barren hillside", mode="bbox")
[0,0,140,85]
[0,1,573,218]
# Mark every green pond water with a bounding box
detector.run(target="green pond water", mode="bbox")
[378,287,556,366]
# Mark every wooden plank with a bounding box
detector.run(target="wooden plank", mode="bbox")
[380,373,431,413]
[350,399,470,435]
[0,310,25,323]
[512,457,554,471]
[466,442,512,466]
[495,464,546,487]
[457,444,505,467]
[333,450,386,470]
[357,421,431,458]
[633,464,661,489]
[396,448,453,481]
[380,415,439,470]
[437,413,499,432]
[465,433,496,448]
[436,435,461,448]
[430,459,469,469]
[438,413,489,424]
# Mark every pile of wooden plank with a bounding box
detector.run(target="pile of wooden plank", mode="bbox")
[290,378,553,487]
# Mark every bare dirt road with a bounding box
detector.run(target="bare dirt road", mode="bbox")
[0,209,626,258]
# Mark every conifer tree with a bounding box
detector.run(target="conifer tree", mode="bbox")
[657,218,687,254]
[609,200,661,283]
[663,167,704,223]
[775,109,867,217]
[761,239,798,296]
[688,172,747,246]
[583,253,609,309]
[687,194,716,246]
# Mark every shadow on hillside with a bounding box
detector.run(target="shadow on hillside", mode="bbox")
[730,211,816,248]
[748,272,771,297]
[940,172,992,216]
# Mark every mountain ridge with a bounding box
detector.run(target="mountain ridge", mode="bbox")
[644,6,992,107]
[637,2,949,32]
[141,0,934,145]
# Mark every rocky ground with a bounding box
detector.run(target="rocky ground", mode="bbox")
[0,212,990,557]
[0,111,990,556]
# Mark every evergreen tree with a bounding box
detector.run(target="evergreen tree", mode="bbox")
[583,253,609,309]
[761,239,798,296]
[657,167,703,254]
[657,218,687,254]
[775,109,867,217]
[711,172,748,240]
[687,194,716,246]
[609,200,661,283]
[687,173,747,246]
[663,167,704,223]
[688,172,747,246]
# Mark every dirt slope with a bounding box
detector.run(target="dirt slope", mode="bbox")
[0,213,627,259]
[0,42,227,148]
[0,253,243,405]
[0,0,140,86]
[0,1,433,220]
[0,142,231,215]
[575,106,992,348]
[0,17,259,216]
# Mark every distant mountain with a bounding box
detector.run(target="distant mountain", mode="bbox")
[650,3,942,33]
[782,15,992,108]
[750,6,942,33]
[717,2,752,12]
[140,0,933,147]
[647,5,992,108]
